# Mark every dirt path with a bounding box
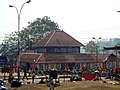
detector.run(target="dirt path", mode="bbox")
[6,80,120,90]
[55,81,120,90]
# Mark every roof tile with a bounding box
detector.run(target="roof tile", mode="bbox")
[32,30,84,48]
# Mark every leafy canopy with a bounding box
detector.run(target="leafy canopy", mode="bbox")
[0,16,60,61]
[84,40,99,53]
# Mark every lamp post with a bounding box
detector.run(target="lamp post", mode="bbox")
[9,0,31,81]
[116,11,120,68]
[92,37,101,69]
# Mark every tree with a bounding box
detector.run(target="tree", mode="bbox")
[20,16,60,50]
[84,40,99,53]
[0,16,60,62]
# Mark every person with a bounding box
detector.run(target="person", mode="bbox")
[49,77,54,90]
[32,71,35,83]
[22,68,28,80]
[28,69,31,76]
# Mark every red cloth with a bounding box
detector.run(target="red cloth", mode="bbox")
[12,68,15,73]
[83,73,96,80]
[118,68,120,73]
[65,63,68,71]
[113,67,116,73]
[80,67,83,72]
[32,63,35,72]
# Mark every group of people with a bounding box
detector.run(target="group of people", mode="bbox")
[22,69,36,83]
[22,68,54,90]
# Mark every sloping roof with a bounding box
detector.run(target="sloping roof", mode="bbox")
[20,53,42,63]
[103,53,120,62]
[20,53,103,64]
[32,30,84,48]
[95,53,110,61]
[20,52,120,64]
[104,46,120,50]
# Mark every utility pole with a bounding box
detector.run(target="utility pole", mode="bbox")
[9,0,31,81]
[92,37,101,69]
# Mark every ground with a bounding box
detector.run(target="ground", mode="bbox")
[5,80,120,90]
[1,73,120,90]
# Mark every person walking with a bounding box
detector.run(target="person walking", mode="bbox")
[22,68,28,80]
[32,71,35,83]
[49,77,54,90]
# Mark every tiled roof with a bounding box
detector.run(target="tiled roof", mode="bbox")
[90,53,110,61]
[103,53,120,62]
[20,53,104,64]
[32,30,84,48]
[20,53,42,63]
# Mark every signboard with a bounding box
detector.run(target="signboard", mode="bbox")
[0,56,8,65]
[37,46,80,53]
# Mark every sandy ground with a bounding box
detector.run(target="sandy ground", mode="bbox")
[57,81,120,90]
[5,80,120,90]
[1,73,120,90]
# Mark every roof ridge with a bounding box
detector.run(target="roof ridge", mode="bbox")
[45,31,56,46]
[35,53,43,63]
[63,31,84,46]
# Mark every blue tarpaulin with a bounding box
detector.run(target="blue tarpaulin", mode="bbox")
[0,56,8,65]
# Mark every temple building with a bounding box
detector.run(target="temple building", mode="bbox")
[20,30,120,72]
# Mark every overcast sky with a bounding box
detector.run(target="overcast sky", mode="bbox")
[1,0,120,44]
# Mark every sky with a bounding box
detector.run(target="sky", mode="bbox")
[1,0,120,44]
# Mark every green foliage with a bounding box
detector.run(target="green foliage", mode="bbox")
[84,40,99,53]
[84,38,120,54]
[0,16,60,61]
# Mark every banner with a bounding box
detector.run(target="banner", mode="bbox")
[32,63,35,72]
[65,63,68,71]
